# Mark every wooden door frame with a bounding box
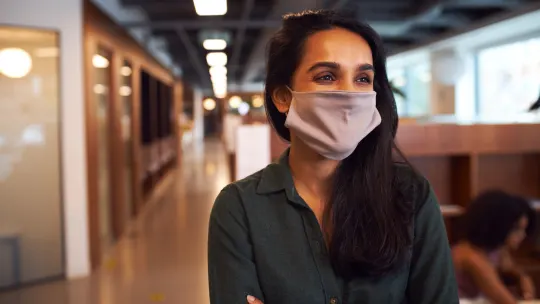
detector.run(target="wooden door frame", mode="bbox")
[84,0,176,269]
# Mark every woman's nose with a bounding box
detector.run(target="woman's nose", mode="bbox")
[337,80,356,91]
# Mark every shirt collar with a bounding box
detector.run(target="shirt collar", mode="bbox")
[256,148,307,207]
[257,148,292,194]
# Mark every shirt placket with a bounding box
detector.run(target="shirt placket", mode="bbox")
[290,188,342,304]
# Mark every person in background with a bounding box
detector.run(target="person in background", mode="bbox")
[453,190,537,303]
[208,9,458,304]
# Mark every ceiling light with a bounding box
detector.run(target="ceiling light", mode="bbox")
[0,48,33,78]
[206,52,227,66]
[238,102,250,116]
[252,95,264,108]
[228,95,242,109]
[119,86,132,96]
[203,98,217,111]
[214,85,227,94]
[203,39,227,50]
[193,0,227,16]
[120,66,132,77]
[209,65,227,77]
[92,54,109,68]
[211,76,227,86]
[214,86,227,98]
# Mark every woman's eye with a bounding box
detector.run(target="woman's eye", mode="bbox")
[356,76,371,83]
[315,74,335,82]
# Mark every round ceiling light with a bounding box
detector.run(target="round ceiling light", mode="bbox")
[228,96,242,109]
[252,95,264,108]
[203,98,217,111]
[0,48,33,78]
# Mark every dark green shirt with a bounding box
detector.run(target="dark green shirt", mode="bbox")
[208,151,458,304]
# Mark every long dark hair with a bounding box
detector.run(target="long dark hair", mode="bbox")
[465,190,536,251]
[264,10,414,278]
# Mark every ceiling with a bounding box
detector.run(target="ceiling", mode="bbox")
[118,0,540,91]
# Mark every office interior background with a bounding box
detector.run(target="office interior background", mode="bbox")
[1,0,540,303]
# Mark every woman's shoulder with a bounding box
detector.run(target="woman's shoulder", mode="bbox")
[392,162,431,209]
[212,165,275,218]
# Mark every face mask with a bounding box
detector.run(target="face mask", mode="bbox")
[284,89,381,160]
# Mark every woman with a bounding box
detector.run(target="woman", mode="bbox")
[453,190,536,303]
[208,10,458,304]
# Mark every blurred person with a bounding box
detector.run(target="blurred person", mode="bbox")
[453,190,536,303]
[208,9,458,304]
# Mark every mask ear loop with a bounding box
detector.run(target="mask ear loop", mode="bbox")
[284,86,293,116]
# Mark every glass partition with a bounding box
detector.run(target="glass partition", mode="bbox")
[0,27,63,287]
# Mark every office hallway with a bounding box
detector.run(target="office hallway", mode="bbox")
[0,139,230,304]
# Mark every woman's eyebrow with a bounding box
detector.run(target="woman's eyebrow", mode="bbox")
[358,63,374,72]
[307,61,340,72]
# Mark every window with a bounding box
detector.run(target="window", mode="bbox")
[388,63,431,117]
[477,37,540,116]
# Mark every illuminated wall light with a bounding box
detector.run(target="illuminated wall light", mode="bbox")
[206,52,227,66]
[92,54,109,68]
[193,0,227,16]
[228,95,242,109]
[210,65,227,77]
[203,98,217,111]
[94,84,108,95]
[238,102,250,116]
[119,86,132,96]
[252,95,264,108]
[203,39,227,50]
[120,66,132,77]
[0,48,33,79]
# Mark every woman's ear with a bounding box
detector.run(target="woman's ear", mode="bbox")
[272,86,292,114]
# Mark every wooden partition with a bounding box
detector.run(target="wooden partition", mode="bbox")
[396,123,540,204]
[84,0,182,268]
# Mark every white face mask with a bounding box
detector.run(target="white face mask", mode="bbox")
[284,89,382,160]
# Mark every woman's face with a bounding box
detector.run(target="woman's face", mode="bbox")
[291,27,375,93]
[505,215,529,249]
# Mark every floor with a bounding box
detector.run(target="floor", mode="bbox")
[0,139,230,304]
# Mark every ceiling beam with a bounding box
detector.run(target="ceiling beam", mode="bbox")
[446,0,522,9]
[230,0,255,80]
[241,0,321,83]
[122,19,282,29]
[331,0,348,10]
[175,28,210,87]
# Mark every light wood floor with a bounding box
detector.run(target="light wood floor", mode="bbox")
[0,139,230,304]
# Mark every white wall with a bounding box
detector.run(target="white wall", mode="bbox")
[193,88,204,142]
[0,0,90,278]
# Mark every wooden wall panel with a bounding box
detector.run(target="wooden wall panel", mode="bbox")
[408,156,455,205]
[476,154,540,199]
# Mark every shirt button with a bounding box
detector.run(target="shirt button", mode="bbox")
[330,297,338,304]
